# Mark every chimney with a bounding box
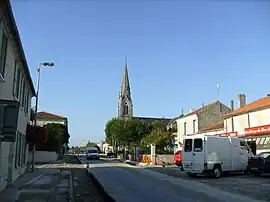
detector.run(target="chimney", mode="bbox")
[189,108,195,113]
[237,94,246,108]
[230,100,234,111]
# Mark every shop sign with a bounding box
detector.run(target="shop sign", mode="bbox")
[245,125,270,136]
[216,132,238,137]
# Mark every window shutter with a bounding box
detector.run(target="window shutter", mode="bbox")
[0,20,3,57]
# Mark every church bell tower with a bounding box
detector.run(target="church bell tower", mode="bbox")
[118,58,133,119]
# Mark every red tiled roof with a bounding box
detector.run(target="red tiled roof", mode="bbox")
[223,96,270,118]
[198,121,224,133]
[183,101,219,117]
[37,111,66,119]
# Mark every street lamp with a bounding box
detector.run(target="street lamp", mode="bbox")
[34,62,54,125]
[31,62,54,172]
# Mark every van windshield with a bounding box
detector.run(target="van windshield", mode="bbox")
[194,138,203,152]
[184,139,192,152]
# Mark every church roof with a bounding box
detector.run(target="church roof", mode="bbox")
[135,117,172,127]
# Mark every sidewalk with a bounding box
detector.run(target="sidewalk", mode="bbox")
[0,168,73,202]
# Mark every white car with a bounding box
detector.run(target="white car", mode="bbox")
[86,147,99,160]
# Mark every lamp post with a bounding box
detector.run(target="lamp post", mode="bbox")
[31,62,54,172]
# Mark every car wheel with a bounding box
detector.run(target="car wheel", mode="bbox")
[212,167,221,178]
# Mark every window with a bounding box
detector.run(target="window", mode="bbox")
[0,26,8,78]
[194,138,203,152]
[124,103,128,115]
[24,89,29,113]
[20,77,24,106]
[193,120,196,134]
[15,67,21,98]
[15,132,26,168]
[22,81,26,107]
[184,139,192,152]
[13,61,18,96]
[20,134,26,165]
[15,132,20,167]
[184,122,187,135]
[22,135,26,164]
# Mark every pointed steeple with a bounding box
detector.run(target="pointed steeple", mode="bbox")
[118,57,133,119]
[120,57,131,96]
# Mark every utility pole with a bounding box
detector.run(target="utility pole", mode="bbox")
[32,62,54,172]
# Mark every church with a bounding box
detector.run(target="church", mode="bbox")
[117,59,172,126]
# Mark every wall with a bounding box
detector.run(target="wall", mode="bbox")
[224,108,270,135]
[197,102,231,130]
[36,118,66,127]
[28,151,58,163]
[176,114,197,145]
[224,108,270,153]
[0,12,34,192]
[198,129,225,136]
[142,154,174,165]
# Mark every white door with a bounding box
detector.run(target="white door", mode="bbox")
[182,138,193,170]
[192,138,204,172]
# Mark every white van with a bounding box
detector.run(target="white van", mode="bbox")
[86,147,99,160]
[182,134,253,178]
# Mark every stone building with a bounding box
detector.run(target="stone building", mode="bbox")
[175,101,231,149]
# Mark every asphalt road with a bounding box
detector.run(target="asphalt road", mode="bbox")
[78,156,266,202]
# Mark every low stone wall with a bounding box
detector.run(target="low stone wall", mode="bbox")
[141,154,174,165]
[28,151,58,163]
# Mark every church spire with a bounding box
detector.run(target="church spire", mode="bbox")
[120,56,131,96]
[118,57,133,119]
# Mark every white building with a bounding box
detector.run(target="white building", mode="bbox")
[0,0,35,192]
[35,111,68,127]
[223,94,270,154]
[176,101,231,150]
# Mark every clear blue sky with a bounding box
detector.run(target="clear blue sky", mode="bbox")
[11,0,270,146]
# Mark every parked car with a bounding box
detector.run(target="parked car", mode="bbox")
[182,134,253,178]
[86,147,99,160]
[173,150,183,170]
[248,152,270,176]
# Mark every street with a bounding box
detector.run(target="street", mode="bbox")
[78,155,267,202]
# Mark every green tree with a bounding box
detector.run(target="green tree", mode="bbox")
[105,118,150,154]
[141,120,174,154]
[37,123,70,152]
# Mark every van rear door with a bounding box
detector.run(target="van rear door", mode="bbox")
[183,138,193,169]
[192,138,204,172]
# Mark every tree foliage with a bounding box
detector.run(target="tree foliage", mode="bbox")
[36,123,70,152]
[141,120,175,153]
[105,118,150,151]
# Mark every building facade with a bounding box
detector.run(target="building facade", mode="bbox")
[35,111,68,127]
[176,101,231,149]
[0,0,35,192]
[224,95,270,154]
